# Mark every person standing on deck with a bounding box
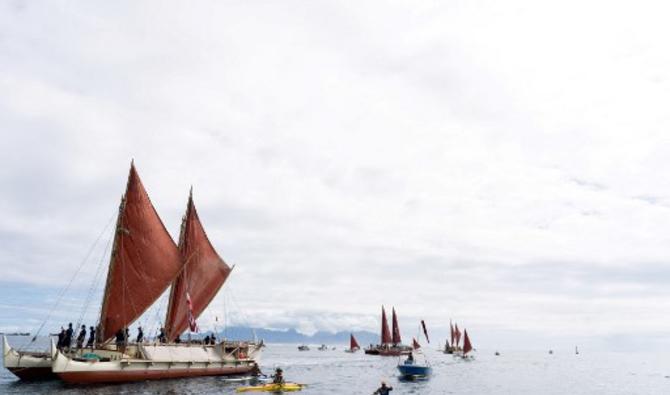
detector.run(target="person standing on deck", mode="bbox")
[64,323,74,351]
[86,326,95,348]
[158,327,166,343]
[76,325,86,349]
[136,326,144,343]
[57,327,65,350]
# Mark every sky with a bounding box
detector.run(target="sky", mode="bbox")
[1,0,670,351]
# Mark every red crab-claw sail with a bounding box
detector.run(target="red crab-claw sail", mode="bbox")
[412,337,421,349]
[98,162,184,343]
[463,329,473,355]
[350,334,360,350]
[421,320,430,343]
[391,307,402,345]
[164,189,232,342]
[381,306,392,345]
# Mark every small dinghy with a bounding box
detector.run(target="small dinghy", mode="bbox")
[397,320,432,379]
[297,345,309,351]
[397,354,432,379]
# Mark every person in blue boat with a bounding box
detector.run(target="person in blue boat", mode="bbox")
[373,381,393,394]
[405,352,414,364]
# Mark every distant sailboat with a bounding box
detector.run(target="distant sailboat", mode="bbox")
[345,334,360,353]
[462,329,473,359]
[412,338,421,350]
[364,306,411,356]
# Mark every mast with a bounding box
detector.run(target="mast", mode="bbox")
[391,307,401,345]
[380,306,392,345]
[97,193,126,344]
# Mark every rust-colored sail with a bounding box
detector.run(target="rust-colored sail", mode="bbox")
[164,190,232,342]
[391,307,402,344]
[350,334,360,350]
[454,323,461,346]
[98,163,183,342]
[381,306,392,345]
[463,329,473,354]
[450,320,455,346]
[412,337,421,349]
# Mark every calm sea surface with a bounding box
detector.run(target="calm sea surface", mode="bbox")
[2,336,669,394]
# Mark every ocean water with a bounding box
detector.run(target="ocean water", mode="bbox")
[2,337,669,394]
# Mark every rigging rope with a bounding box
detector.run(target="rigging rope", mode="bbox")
[72,225,114,347]
[22,211,116,351]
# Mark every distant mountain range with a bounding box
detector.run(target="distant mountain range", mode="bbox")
[211,326,379,345]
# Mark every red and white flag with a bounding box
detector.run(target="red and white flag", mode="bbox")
[186,292,198,332]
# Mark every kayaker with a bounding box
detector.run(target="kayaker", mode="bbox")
[373,381,393,394]
[272,367,285,384]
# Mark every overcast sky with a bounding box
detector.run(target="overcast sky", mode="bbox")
[1,0,670,350]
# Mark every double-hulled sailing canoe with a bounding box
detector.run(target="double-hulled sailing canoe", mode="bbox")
[51,163,262,384]
[3,163,262,383]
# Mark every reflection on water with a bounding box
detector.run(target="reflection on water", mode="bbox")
[2,337,669,394]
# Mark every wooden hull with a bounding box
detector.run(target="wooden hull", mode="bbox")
[6,367,57,380]
[57,364,254,384]
[2,336,56,381]
[365,344,412,356]
[378,349,411,356]
[51,342,262,384]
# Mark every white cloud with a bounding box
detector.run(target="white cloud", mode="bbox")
[1,0,670,349]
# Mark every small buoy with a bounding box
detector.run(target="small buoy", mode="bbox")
[494,351,500,356]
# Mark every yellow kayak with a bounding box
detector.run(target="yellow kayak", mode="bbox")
[236,383,305,392]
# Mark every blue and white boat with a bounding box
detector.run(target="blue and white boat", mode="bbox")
[397,354,432,378]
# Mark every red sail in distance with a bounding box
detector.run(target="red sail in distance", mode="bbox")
[463,329,473,354]
[412,337,421,349]
[98,162,183,342]
[165,191,232,342]
[454,323,461,346]
[450,320,455,346]
[391,307,402,344]
[381,306,392,345]
[350,334,360,350]
[421,320,430,343]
